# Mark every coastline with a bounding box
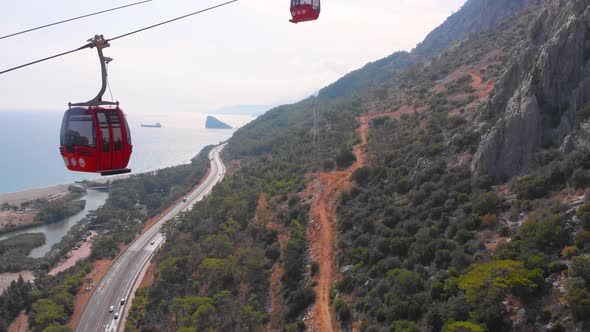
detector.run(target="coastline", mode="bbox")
[0,173,135,208]
[0,184,71,206]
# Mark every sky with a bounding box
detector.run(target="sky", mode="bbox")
[0,0,466,116]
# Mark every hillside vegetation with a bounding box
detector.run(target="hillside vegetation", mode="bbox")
[29,0,590,331]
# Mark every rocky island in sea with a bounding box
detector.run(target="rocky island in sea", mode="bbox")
[205,116,232,129]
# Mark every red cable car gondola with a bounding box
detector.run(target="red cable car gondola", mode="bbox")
[290,0,320,23]
[60,36,132,176]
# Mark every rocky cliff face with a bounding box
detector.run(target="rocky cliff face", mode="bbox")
[473,0,590,180]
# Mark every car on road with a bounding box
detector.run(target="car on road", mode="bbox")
[150,241,155,245]
[183,198,187,202]
[109,306,115,313]
[120,298,125,305]
[114,312,119,320]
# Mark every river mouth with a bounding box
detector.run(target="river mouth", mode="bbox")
[0,189,109,258]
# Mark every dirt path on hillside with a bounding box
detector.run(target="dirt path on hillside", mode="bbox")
[302,114,385,332]
[299,71,493,330]
[7,310,28,332]
[257,193,289,332]
[264,193,290,331]
[464,69,494,100]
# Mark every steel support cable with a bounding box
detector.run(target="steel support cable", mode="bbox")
[0,44,92,75]
[0,0,153,40]
[0,0,239,76]
[108,0,239,42]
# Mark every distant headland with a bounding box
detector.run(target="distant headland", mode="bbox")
[205,116,232,129]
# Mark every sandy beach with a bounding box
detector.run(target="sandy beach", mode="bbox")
[0,184,71,206]
[0,210,36,229]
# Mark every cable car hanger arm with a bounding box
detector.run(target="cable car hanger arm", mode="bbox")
[69,35,118,108]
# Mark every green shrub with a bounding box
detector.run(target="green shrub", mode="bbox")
[333,298,351,321]
[569,169,590,189]
[520,214,569,253]
[562,246,579,259]
[442,320,485,332]
[514,176,549,200]
[310,261,320,276]
[336,149,357,168]
[571,256,590,284]
[352,167,372,186]
[577,202,590,230]
[548,261,568,274]
[458,260,536,306]
[566,287,590,321]
[473,192,500,215]
[392,320,418,332]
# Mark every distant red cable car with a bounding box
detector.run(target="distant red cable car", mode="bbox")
[60,36,132,176]
[290,0,320,23]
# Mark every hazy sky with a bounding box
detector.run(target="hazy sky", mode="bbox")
[0,0,466,115]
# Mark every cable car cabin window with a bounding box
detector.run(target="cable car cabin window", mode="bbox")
[312,0,320,11]
[60,113,68,146]
[292,0,312,7]
[65,112,95,147]
[97,112,110,153]
[110,113,123,151]
[124,117,132,145]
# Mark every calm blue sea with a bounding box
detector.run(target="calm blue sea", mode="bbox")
[0,111,251,194]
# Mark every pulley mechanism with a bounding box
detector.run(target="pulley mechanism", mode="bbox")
[69,35,119,108]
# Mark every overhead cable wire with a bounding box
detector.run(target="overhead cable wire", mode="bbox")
[0,44,92,75]
[0,0,239,76]
[108,0,239,42]
[0,0,153,40]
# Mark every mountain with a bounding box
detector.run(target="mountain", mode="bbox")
[205,115,232,129]
[110,1,590,332]
[318,0,534,101]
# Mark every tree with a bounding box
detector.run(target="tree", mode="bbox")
[42,324,73,332]
[472,192,500,216]
[333,298,351,322]
[566,287,590,321]
[442,320,485,332]
[577,202,590,230]
[458,260,536,306]
[520,214,569,253]
[392,320,418,332]
[336,149,357,168]
[30,299,67,332]
[352,167,372,186]
[571,256,590,284]
[514,176,548,200]
[238,305,265,331]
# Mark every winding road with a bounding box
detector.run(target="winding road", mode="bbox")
[75,144,226,332]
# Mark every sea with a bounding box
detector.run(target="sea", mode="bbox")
[0,111,253,194]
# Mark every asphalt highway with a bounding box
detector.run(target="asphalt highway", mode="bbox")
[75,144,226,332]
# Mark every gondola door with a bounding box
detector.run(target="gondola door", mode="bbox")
[96,110,112,171]
[108,111,126,170]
